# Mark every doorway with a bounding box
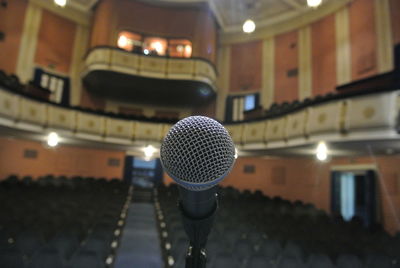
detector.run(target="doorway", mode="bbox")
[123,156,163,188]
[331,169,378,228]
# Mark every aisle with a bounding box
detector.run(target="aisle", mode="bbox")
[114,203,164,268]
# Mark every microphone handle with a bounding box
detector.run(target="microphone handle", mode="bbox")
[178,186,218,219]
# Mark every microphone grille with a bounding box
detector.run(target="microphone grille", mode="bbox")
[160,116,235,191]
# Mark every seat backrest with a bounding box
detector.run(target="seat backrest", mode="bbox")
[0,248,26,268]
[259,240,282,259]
[28,248,66,268]
[307,254,335,268]
[277,256,306,268]
[211,253,239,268]
[281,241,303,261]
[68,250,105,268]
[247,255,275,268]
[336,254,363,268]
[365,254,394,268]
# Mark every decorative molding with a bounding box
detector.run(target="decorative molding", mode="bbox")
[374,0,394,73]
[70,25,90,106]
[335,7,352,85]
[298,26,312,100]
[220,0,352,44]
[215,45,230,121]
[16,3,42,83]
[29,0,91,26]
[261,38,275,109]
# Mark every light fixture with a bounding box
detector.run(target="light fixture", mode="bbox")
[316,141,328,161]
[243,19,256,33]
[143,49,149,55]
[118,35,128,48]
[143,145,156,161]
[153,42,163,54]
[47,132,59,147]
[307,0,322,8]
[54,0,67,7]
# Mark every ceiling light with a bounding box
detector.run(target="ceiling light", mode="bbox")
[54,0,67,7]
[153,42,163,53]
[143,145,156,160]
[243,19,256,33]
[118,35,128,48]
[316,141,328,161]
[307,0,322,8]
[47,132,59,147]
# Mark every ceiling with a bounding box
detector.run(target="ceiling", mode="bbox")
[64,0,347,33]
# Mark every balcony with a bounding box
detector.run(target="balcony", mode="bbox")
[82,47,217,107]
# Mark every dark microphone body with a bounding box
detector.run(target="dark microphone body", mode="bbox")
[160,116,236,268]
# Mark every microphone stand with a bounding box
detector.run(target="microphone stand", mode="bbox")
[178,189,218,268]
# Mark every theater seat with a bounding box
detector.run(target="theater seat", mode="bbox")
[28,248,66,268]
[0,248,26,268]
[307,254,335,268]
[211,253,239,268]
[67,250,105,268]
[336,254,363,268]
[277,256,306,268]
[246,255,275,268]
[365,254,394,268]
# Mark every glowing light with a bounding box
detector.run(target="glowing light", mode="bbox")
[143,49,149,55]
[316,141,328,161]
[177,45,183,53]
[307,0,322,8]
[54,0,67,7]
[234,148,238,159]
[143,145,156,160]
[243,19,256,33]
[184,45,192,56]
[47,132,59,147]
[118,35,128,48]
[153,42,163,54]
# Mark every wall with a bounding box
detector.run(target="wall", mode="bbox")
[0,137,125,179]
[0,0,27,74]
[349,0,378,81]
[274,31,299,103]
[390,0,400,45]
[34,9,77,74]
[311,14,336,96]
[229,40,262,92]
[89,0,115,48]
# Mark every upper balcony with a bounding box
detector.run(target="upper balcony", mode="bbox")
[82,46,217,107]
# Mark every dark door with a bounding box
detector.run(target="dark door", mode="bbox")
[331,170,378,228]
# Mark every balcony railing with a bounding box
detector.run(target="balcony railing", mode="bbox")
[83,46,218,91]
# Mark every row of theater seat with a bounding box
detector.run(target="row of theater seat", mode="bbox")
[0,175,131,268]
[0,70,179,124]
[155,184,400,268]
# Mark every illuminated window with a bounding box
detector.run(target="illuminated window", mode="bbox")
[116,31,192,58]
[143,37,167,56]
[169,39,192,58]
[117,31,142,52]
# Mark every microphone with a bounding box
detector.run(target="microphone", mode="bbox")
[160,115,236,218]
[160,116,235,268]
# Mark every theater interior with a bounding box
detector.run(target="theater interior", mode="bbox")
[1,0,400,267]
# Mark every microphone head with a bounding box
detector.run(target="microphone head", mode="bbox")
[160,116,236,191]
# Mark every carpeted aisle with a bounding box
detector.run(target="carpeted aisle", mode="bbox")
[114,203,164,268]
